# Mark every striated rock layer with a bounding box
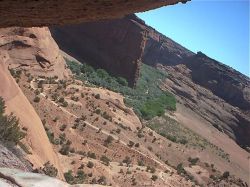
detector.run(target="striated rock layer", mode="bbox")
[0,0,188,28]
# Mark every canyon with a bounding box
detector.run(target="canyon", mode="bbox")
[0,1,249,187]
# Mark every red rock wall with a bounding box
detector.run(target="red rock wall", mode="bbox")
[0,0,187,27]
[51,16,147,86]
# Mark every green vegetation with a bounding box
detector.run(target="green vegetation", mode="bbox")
[100,155,110,166]
[64,170,86,184]
[188,157,199,166]
[103,135,114,147]
[33,96,40,103]
[151,175,158,181]
[87,161,94,168]
[66,59,176,120]
[147,115,230,161]
[222,171,230,179]
[42,161,58,177]
[0,97,26,144]
[140,93,176,120]
[176,163,186,175]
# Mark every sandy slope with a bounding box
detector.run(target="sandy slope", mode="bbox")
[175,103,250,184]
[0,54,63,178]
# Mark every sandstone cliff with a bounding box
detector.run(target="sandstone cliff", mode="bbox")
[0,27,70,79]
[50,16,147,86]
[0,0,187,27]
[0,27,72,177]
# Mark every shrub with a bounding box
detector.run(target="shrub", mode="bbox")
[62,101,68,107]
[0,97,26,144]
[58,97,65,103]
[117,77,128,86]
[59,144,70,155]
[102,112,112,121]
[60,124,67,131]
[137,160,144,166]
[135,143,140,147]
[127,140,135,147]
[33,96,40,103]
[64,170,75,184]
[64,170,86,184]
[151,175,158,181]
[222,171,230,179]
[140,93,176,120]
[76,170,86,184]
[100,155,110,166]
[97,176,107,185]
[87,151,96,159]
[87,161,94,168]
[123,156,132,166]
[179,138,188,145]
[176,163,186,175]
[42,161,58,177]
[95,94,100,99]
[46,130,55,144]
[147,146,153,151]
[104,135,114,146]
[146,166,156,173]
[95,108,101,114]
[188,157,199,165]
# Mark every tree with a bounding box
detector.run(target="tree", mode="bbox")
[0,97,25,144]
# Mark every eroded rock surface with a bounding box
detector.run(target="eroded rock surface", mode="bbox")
[0,27,70,79]
[0,0,187,27]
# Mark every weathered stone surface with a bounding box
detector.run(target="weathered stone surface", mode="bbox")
[0,27,70,79]
[0,0,188,28]
[0,30,64,178]
[0,144,31,172]
[0,168,108,187]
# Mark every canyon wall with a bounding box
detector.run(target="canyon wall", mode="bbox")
[50,16,147,86]
[51,15,250,148]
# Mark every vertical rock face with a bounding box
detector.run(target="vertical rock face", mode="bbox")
[0,27,70,177]
[51,16,147,86]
